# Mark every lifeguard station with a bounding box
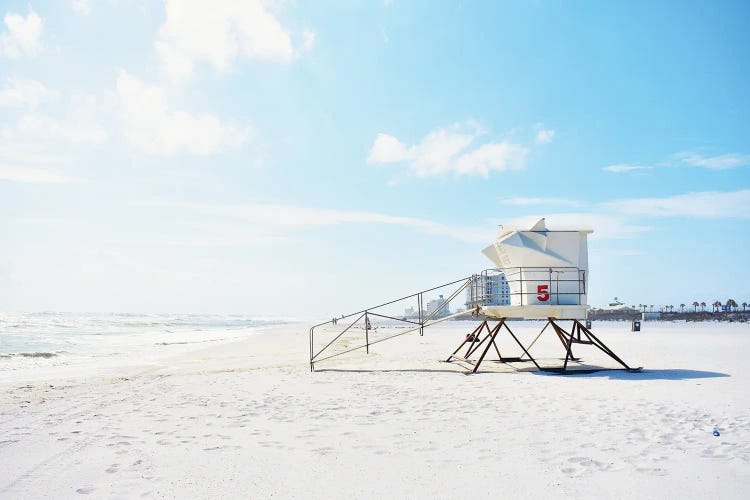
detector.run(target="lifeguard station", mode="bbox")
[309,218,638,374]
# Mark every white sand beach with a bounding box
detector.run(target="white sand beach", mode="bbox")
[2,320,749,498]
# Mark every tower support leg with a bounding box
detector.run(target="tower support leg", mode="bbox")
[572,320,633,371]
[446,317,637,374]
[473,319,505,373]
[445,321,486,362]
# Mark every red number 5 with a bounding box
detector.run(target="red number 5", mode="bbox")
[537,284,550,302]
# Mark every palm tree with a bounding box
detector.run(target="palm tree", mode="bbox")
[743,302,748,312]
[700,301,706,312]
[726,299,738,312]
[692,301,699,312]
[680,303,685,313]
[649,305,654,312]
[712,300,722,312]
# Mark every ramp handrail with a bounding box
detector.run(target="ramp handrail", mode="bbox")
[309,275,475,370]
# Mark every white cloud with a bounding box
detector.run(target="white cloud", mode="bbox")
[604,152,748,173]
[147,198,696,243]
[116,70,248,156]
[455,142,527,176]
[300,29,315,54]
[144,200,492,243]
[156,0,311,81]
[404,128,475,176]
[603,189,750,219]
[497,190,750,241]
[0,150,65,166]
[499,213,653,240]
[676,152,748,170]
[368,133,410,163]
[500,197,582,207]
[0,76,60,108]
[602,164,651,173]
[0,165,83,183]
[0,8,43,58]
[18,113,107,144]
[535,128,555,144]
[16,93,107,144]
[368,124,527,178]
[70,0,91,15]
[106,229,290,249]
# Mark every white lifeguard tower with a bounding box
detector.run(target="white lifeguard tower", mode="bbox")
[309,218,638,374]
[481,217,590,317]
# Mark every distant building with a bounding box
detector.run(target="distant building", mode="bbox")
[425,294,451,318]
[404,306,415,318]
[601,297,629,311]
[466,272,511,308]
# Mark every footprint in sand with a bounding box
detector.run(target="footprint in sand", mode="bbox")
[76,487,95,495]
[636,466,668,476]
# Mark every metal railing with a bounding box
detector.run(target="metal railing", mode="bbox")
[308,267,587,370]
[309,275,475,370]
[469,267,586,307]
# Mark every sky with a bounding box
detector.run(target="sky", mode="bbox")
[1,0,749,316]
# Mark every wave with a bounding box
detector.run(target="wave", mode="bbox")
[0,313,292,358]
[155,337,233,346]
[0,352,58,359]
[21,352,57,358]
[0,312,292,332]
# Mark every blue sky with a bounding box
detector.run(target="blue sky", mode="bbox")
[1,0,749,315]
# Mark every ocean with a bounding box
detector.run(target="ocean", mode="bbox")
[0,312,290,376]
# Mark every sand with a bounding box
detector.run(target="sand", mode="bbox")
[1,320,749,498]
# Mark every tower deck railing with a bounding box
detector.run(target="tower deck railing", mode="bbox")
[474,267,586,306]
